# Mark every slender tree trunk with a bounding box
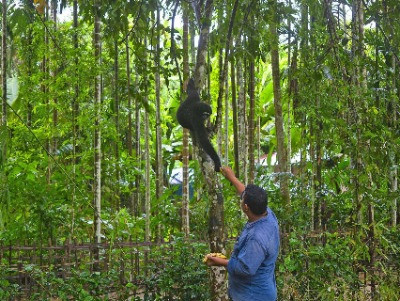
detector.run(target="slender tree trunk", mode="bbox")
[1,0,7,208]
[43,6,51,185]
[384,2,398,227]
[51,0,58,156]
[71,0,79,239]
[155,6,164,241]
[181,0,190,237]
[316,98,323,233]
[309,14,320,231]
[217,44,223,157]
[126,35,135,214]
[144,109,151,242]
[224,74,229,166]
[236,37,247,183]
[93,0,102,271]
[298,2,308,205]
[114,41,120,209]
[287,0,292,175]
[134,69,141,217]
[309,122,317,231]
[190,18,196,75]
[231,60,239,177]
[141,35,150,239]
[248,60,255,182]
[1,0,6,127]
[26,4,34,127]
[214,0,239,131]
[268,0,290,208]
[390,53,398,227]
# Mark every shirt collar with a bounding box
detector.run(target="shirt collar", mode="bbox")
[245,210,268,229]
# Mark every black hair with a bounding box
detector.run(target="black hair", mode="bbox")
[176,79,221,172]
[243,184,268,215]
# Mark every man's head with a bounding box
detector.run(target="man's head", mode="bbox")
[241,184,268,215]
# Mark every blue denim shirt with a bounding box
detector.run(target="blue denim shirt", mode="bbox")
[227,207,280,301]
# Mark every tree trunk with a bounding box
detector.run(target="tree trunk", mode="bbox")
[1,0,7,209]
[114,41,120,209]
[155,6,164,241]
[231,60,239,177]
[192,2,227,300]
[236,37,247,183]
[93,0,102,271]
[71,0,79,240]
[1,0,6,127]
[390,53,398,227]
[26,2,34,127]
[224,74,229,166]
[144,109,151,242]
[351,0,365,225]
[181,0,190,237]
[248,60,255,182]
[126,34,135,214]
[214,0,239,131]
[193,0,214,89]
[134,70,141,217]
[51,0,58,155]
[287,0,292,175]
[268,0,290,209]
[217,44,223,157]
[43,6,50,185]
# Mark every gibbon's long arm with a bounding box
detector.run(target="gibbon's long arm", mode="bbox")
[192,116,221,171]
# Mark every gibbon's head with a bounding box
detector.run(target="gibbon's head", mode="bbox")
[186,78,199,97]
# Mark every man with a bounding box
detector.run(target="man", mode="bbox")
[206,166,280,301]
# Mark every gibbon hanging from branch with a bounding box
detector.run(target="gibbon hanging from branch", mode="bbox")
[176,79,221,172]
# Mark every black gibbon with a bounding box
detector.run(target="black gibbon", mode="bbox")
[176,79,221,172]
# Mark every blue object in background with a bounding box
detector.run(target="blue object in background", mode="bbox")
[169,168,194,199]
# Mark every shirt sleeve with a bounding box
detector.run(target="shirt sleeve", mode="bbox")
[227,238,266,277]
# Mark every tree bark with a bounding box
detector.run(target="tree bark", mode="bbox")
[214,0,239,132]
[134,70,141,217]
[224,74,229,166]
[192,1,227,300]
[390,53,398,227]
[49,0,58,158]
[155,6,164,241]
[193,0,214,89]
[125,33,135,214]
[71,0,79,240]
[114,41,120,209]
[231,60,239,177]
[248,60,255,183]
[144,109,151,242]
[181,0,190,237]
[236,37,247,183]
[93,0,102,271]
[268,0,290,209]
[1,0,6,127]
[1,0,7,207]
[287,0,292,175]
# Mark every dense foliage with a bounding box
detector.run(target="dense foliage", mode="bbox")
[0,0,399,300]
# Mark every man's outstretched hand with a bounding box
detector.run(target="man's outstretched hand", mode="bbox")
[220,166,245,195]
[220,166,235,181]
